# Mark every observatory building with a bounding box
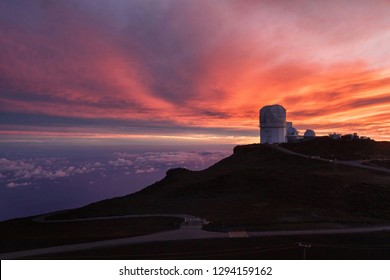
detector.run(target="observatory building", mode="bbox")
[304,129,316,138]
[259,104,316,144]
[259,104,287,144]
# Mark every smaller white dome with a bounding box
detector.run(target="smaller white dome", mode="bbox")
[304,129,316,138]
[287,126,298,136]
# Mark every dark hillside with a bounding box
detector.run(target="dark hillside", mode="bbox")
[51,143,390,230]
[281,137,390,160]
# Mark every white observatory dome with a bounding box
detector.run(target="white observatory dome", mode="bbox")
[304,129,316,138]
[287,126,298,136]
[259,104,286,128]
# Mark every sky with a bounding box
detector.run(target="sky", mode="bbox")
[1,0,389,143]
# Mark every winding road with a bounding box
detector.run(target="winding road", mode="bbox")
[2,212,390,259]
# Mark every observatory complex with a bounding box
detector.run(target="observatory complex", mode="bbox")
[259,104,315,144]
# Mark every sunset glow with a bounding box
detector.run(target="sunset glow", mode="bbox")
[1,0,389,142]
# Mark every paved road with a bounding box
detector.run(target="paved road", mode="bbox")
[33,212,204,223]
[248,225,390,237]
[3,212,390,259]
[1,213,228,259]
[0,220,227,260]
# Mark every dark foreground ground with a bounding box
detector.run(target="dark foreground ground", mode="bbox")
[0,216,183,254]
[23,232,390,260]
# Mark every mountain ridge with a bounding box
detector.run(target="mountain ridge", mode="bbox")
[50,139,390,230]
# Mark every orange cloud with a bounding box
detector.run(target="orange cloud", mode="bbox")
[0,1,389,142]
